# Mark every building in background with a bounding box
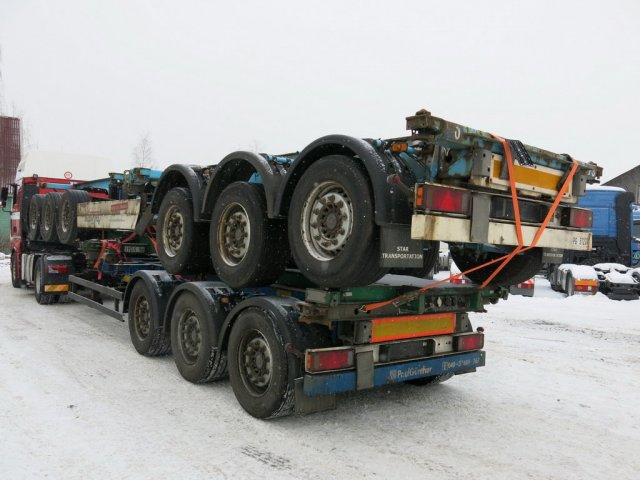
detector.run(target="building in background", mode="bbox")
[0,116,21,245]
[604,165,640,203]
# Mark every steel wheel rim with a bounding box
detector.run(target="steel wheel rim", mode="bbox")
[162,205,184,258]
[133,295,151,340]
[238,329,272,396]
[178,308,201,364]
[35,265,41,294]
[43,202,54,233]
[61,200,71,233]
[29,201,39,231]
[217,202,250,266]
[301,180,354,261]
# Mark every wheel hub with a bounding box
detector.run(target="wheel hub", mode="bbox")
[133,297,151,339]
[218,203,250,266]
[240,332,272,393]
[163,206,184,257]
[302,182,353,261]
[179,311,201,363]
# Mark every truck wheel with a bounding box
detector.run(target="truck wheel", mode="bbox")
[128,281,171,356]
[449,245,542,287]
[565,273,575,297]
[34,257,55,305]
[391,241,439,278]
[10,251,22,288]
[288,155,387,288]
[407,372,454,386]
[157,188,209,274]
[170,291,226,383]
[57,190,90,245]
[210,182,288,288]
[40,192,63,243]
[27,194,46,241]
[228,307,295,419]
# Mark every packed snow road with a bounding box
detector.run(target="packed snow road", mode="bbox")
[1,261,638,480]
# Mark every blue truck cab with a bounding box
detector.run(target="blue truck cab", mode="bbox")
[632,205,640,267]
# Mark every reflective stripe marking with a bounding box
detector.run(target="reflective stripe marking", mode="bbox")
[44,285,69,293]
[371,313,455,343]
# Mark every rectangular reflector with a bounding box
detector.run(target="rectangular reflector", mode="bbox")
[421,185,470,214]
[454,333,484,351]
[568,208,593,228]
[44,284,70,293]
[371,313,456,343]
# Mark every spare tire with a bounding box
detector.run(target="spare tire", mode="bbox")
[40,192,63,243]
[27,194,46,241]
[210,182,289,288]
[156,187,210,274]
[288,155,387,288]
[57,190,91,245]
[449,245,542,287]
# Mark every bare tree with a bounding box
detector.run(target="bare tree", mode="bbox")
[132,133,156,168]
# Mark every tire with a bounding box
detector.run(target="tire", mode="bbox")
[391,241,439,278]
[449,245,543,287]
[565,273,575,297]
[10,251,22,288]
[228,307,295,419]
[57,190,91,245]
[34,258,55,305]
[288,155,387,288]
[407,372,454,386]
[157,188,210,274]
[170,291,226,383]
[40,192,63,243]
[210,182,289,288]
[128,281,171,356]
[27,194,46,241]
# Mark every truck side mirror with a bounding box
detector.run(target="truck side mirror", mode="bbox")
[0,186,8,209]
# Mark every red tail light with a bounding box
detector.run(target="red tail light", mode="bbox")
[306,348,354,373]
[569,208,593,228]
[47,265,69,274]
[453,333,484,351]
[418,185,470,214]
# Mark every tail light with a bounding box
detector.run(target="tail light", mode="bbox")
[306,348,354,373]
[575,280,597,293]
[568,208,593,228]
[416,184,470,214]
[47,265,69,274]
[453,333,484,352]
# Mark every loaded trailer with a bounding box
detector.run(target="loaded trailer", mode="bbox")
[1,109,603,417]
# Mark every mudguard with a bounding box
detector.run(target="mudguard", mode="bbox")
[123,270,179,326]
[151,164,208,221]
[274,135,415,225]
[201,151,284,218]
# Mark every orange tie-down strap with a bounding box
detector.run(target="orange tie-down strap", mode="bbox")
[360,135,579,313]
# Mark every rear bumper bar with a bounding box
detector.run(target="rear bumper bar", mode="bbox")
[411,214,592,251]
[303,350,485,397]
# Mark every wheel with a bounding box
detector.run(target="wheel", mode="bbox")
[288,155,387,288]
[57,190,90,245]
[228,307,295,419]
[449,245,543,287]
[407,373,454,386]
[128,281,171,356]
[565,273,575,297]
[10,251,22,288]
[391,241,439,278]
[34,258,55,305]
[40,192,63,243]
[170,291,226,383]
[27,194,46,241]
[156,188,210,274]
[210,182,289,288]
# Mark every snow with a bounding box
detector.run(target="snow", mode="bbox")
[586,185,626,192]
[558,264,599,280]
[1,265,639,479]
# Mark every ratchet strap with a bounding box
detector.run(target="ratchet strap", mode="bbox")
[360,135,579,313]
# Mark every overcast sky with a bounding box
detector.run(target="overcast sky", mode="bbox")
[0,0,638,181]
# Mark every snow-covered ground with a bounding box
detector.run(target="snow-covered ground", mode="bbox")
[1,261,639,480]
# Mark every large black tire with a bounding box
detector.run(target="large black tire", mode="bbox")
[156,188,210,274]
[288,155,387,288]
[210,182,289,288]
[57,190,91,245]
[27,194,46,241]
[391,241,440,278]
[228,307,295,419]
[40,192,63,243]
[565,273,575,297]
[34,257,56,305]
[170,291,227,383]
[449,245,543,287]
[128,281,171,356]
[10,251,22,288]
